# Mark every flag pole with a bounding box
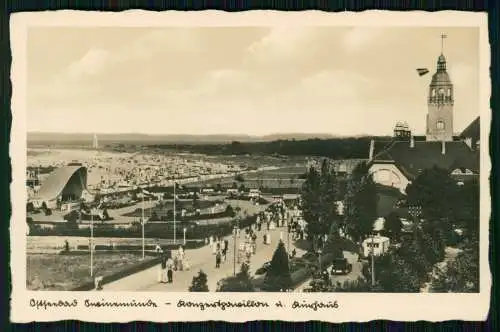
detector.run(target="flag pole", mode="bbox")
[173,181,176,245]
[90,209,94,277]
[142,193,145,260]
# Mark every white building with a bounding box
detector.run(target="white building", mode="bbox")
[362,235,390,257]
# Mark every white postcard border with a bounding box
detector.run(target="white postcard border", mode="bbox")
[9,10,492,323]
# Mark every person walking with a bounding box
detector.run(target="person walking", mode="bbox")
[167,266,173,283]
[222,247,227,263]
[159,256,167,283]
[215,252,221,268]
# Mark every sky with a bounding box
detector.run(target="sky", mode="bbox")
[26,26,480,136]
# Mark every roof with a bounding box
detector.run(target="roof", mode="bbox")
[370,140,479,180]
[37,166,87,200]
[460,116,480,141]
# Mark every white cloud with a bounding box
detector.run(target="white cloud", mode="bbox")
[66,49,110,80]
[243,26,319,66]
[342,27,385,51]
[300,70,373,100]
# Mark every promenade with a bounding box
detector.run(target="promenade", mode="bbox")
[104,227,306,292]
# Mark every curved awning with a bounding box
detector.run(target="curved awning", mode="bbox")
[37,166,87,200]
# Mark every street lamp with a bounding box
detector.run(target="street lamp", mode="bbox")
[183,227,187,245]
[141,194,145,260]
[317,249,323,272]
[90,207,94,277]
[371,232,376,287]
[287,224,291,253]
[233,225,238,276]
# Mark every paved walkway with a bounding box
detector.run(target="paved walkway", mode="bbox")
[103,227,305,292]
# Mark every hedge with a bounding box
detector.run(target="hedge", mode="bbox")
[71,255,163,291]
[73,241,204,252]
[29,215,258,240]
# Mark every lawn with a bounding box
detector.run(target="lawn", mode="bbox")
[27,252,154,291]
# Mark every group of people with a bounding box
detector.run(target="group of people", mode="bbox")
[157,245,190,284]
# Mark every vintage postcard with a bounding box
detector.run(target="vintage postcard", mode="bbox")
[10,10,491,322]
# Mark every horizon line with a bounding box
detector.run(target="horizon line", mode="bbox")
[27,131,405,138]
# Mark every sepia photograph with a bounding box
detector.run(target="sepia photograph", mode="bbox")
[10,11,490,322]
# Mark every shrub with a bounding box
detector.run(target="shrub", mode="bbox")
[189,270,209,292]
[217,263,254,292]
[262,241,292,291]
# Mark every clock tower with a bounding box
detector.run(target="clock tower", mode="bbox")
[426,35,454,142]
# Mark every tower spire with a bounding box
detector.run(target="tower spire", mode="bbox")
[440,33,447,54]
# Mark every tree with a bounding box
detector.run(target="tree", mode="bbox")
[301,166,321,237]
[397,233,432,282]
[189,270,209,292]
[385,211,403,240]
[300,160,340,248]
[225,205,235,217]
[453,179,479,236]
[343,162,378,242]
[215,183,223,193]
[375,253,422,293]
[430,234,479,293]
[406,166,457,222]
[235,174,245,182]
[263,241,292,291]
[419,220,446,263]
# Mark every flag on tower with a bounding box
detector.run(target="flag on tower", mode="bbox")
[416,68,429,76]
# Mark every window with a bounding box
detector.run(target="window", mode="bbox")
[431,89,436,97]
[436,121,445,130]
[447,88,451,97]
[438,88,445,97]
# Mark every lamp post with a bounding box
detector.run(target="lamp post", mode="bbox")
[183,227,187,245]
[287,226,290,253]
[371,233,376,287]
[90,209,94,277]
[233,225,238,276]
[173,181,176,245]
[317,248,322,272]
[141,194,145,260]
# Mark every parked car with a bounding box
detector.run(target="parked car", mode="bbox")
[330,258,352,275]
[255,261,271,275]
